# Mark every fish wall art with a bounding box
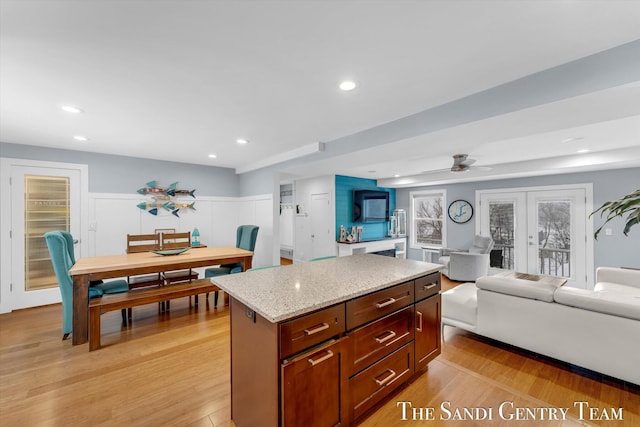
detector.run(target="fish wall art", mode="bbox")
[137,181,197,217]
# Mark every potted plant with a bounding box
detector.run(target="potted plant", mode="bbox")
[591,189,640,239]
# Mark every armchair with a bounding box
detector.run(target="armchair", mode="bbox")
[44,231,129,340]
[438,235,494,282]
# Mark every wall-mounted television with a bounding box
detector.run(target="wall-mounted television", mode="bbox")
[353,189,390,222]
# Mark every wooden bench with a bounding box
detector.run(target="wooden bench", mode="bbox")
[88,279,219,351]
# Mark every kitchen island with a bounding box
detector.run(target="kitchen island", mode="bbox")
[212,254,443,427]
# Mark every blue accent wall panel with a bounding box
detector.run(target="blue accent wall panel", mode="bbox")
[335,175,396,241]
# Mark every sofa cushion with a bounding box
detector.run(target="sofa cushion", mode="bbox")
[476,276,559,302]
[596,267,640,289]
[594,282,640,296]
[554,286,640,321]
[442,282,478,326]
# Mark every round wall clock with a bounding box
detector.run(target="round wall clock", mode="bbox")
[448,200,473,224]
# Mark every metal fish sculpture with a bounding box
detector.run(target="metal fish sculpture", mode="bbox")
[136,201,172,215]
[165,201,196,217]
[136,181,197,216]
[137,181,178,196]
[165,188,196,198]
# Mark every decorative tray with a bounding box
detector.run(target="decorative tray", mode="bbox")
[151,248,190,256]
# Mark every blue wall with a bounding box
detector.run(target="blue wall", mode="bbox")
[335,175,396,241]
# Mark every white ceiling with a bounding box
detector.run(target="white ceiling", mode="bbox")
[1,1,640,185]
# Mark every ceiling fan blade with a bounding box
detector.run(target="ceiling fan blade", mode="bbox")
[419,167,451,175]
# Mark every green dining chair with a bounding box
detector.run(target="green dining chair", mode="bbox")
[44,230,130,340]
[204,225,259,306]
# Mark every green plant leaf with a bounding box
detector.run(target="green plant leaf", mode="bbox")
[591,189,640,239]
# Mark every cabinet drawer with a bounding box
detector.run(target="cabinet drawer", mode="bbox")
[414,272,441,302]
[280,304,345,359]
[346,281,414,330]
[349,343,414,421]
[348,306,414,376]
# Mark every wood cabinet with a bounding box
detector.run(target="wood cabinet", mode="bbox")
[348,306,414,376]
[229,270,441,427]
[414,273,441,372]
[415,294,441,371]
[282,338,349,427]
[280,304,345,359]
[346,281,413,330]
[349,343,414,420]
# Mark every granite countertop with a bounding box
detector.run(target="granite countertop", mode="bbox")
[210,254,443,323]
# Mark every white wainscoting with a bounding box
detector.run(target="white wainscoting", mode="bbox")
[88,192,274,270]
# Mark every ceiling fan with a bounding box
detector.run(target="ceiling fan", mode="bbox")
[419,154,488,175]
[450,154,476,173]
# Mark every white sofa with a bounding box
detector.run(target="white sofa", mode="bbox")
[442,267,640,385]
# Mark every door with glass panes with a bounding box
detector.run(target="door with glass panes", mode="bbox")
[10,164,83,309]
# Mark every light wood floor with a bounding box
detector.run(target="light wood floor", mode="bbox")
[1,278,638,427]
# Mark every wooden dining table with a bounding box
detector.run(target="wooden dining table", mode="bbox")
[68,246,253,345]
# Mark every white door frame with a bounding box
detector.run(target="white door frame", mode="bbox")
[0,158,89,313]
[476,183,594,289]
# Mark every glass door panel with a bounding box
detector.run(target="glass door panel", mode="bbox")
[10,163,82,309]
[534,199,571,277]
[527,189,586,287]
[488,201,515,270]
[24,175,70,291]
[480,192,527,273]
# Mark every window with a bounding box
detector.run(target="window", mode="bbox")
[410,190,446,249]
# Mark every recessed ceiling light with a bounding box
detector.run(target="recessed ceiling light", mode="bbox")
[577,149,590,153]
[61,105,83,113]
[367,170,377,173]
[73,135,89,142]
[236,138,249,145]
[394,174,400,178]
[208,154,217,158]
[339,80,357,91]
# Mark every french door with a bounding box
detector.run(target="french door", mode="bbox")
[4,160,86,309]
[479,186,591,288]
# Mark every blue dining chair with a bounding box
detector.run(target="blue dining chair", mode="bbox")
[204,225,259,307]
[44,230,129,340]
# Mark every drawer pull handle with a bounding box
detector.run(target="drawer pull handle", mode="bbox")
[304,323,330,336]
[375,297,396,309]
[423,284,437,290]
[308,350,334,366]
[374,369,397,386]
[416,311,423,332]
[375,330,397,344]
